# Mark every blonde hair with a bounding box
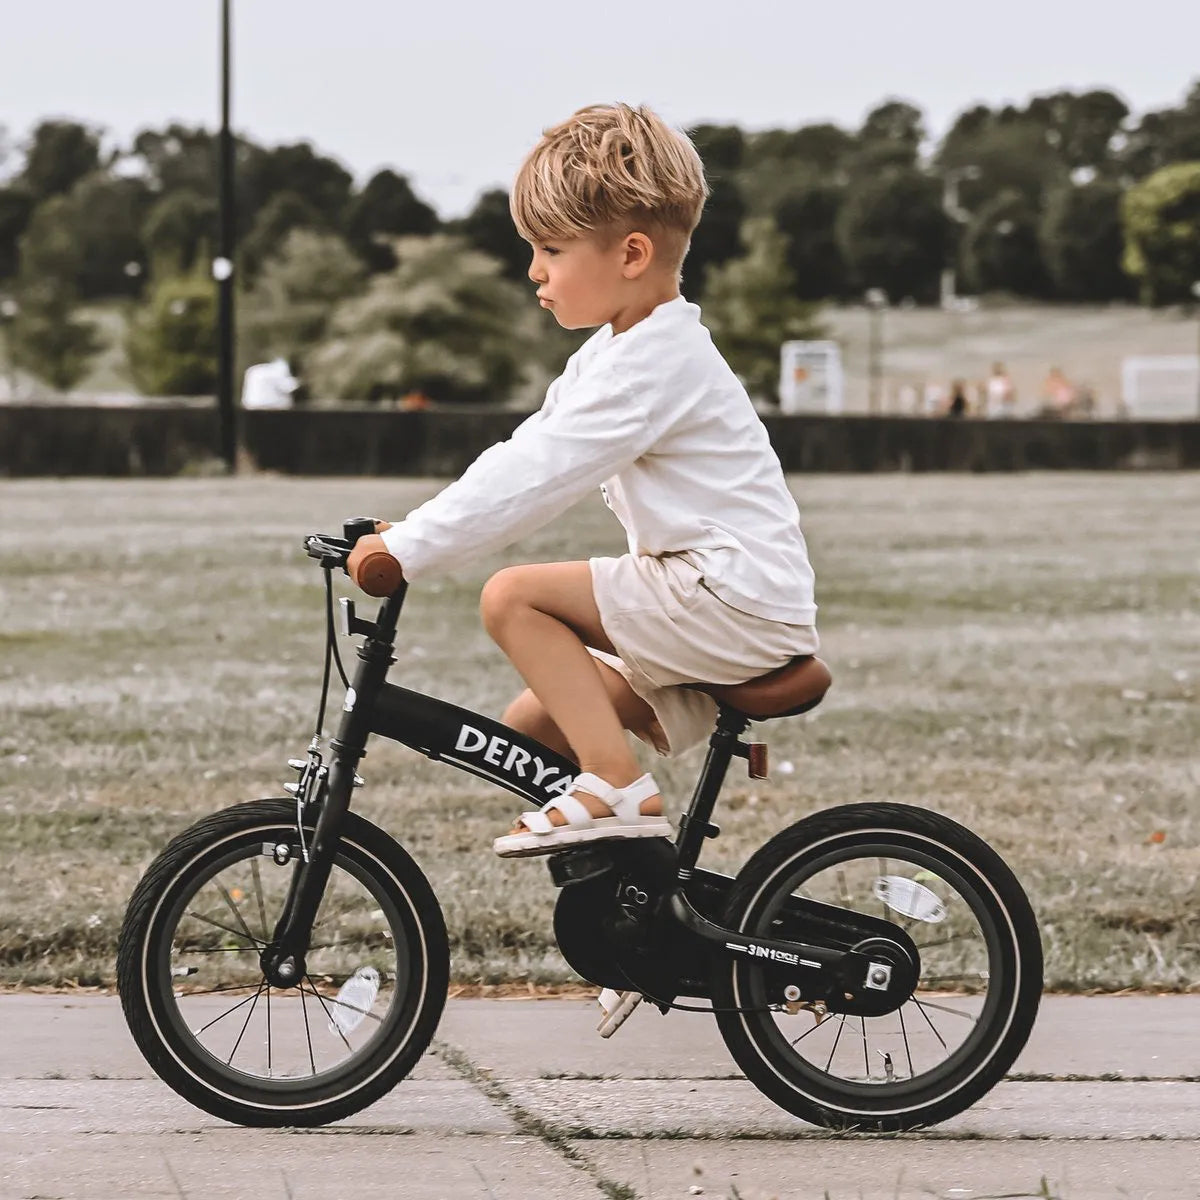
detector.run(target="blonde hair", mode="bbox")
[511,103,708,272]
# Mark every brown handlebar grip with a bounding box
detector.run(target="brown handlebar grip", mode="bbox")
[356,551,404,597]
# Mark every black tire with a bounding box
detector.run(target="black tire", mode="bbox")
[117,799,449,1127]
[712,803,1042,1131]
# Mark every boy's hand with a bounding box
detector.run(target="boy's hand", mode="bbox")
[347,533,404,596]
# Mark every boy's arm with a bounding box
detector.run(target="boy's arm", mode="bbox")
[377,373,663,580]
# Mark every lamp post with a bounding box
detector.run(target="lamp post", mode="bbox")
[215,0,237,472]
[1193,280,1200,417]
[941,166,980,311]
[0,296,18,401]
[865,288,887,413]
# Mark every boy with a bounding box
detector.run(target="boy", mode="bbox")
[348,102,818,860]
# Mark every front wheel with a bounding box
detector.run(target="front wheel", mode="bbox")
[117,799,449,1127]
[712,803,1042,1131]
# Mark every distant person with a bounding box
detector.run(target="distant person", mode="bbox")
[923,381,946,416]
[241,358,298,410]
[1039,366,1075,418]
[985,362,1015,418]
[945,379,969,417]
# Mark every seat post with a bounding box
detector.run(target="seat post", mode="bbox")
[674,704,749,876]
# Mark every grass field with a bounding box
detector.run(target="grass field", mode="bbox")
[0,473,1197,991]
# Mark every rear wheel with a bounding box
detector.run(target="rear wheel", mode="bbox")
[117,799,449,1127]
[713,803,1042,1130]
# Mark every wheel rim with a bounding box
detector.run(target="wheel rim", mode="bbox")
[147,827,421,1094]
[733,830,1018,1110]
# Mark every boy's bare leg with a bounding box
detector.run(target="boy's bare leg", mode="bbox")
[480,561,663,828]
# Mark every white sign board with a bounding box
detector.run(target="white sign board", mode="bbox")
[779,341,844,414]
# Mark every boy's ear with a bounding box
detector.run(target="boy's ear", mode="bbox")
[621,232,654,279]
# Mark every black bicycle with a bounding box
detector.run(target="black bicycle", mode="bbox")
[117,518,1043,1131]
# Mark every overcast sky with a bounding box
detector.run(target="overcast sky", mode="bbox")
[5,0,1199,216]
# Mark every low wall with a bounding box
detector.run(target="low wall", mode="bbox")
[2,405,1198,476]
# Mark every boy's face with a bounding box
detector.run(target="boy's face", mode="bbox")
[525,234,631,330]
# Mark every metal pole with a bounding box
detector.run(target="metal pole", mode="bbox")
[215,0,237,472]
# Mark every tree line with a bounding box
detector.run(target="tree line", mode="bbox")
[1,79,1199,400]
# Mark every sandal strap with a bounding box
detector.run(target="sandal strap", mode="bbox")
[519,810,557,835]
[563,772,617,805]
[608,773,660,822]
[540,791,594,827]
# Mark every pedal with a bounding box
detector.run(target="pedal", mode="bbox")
[547,844,613,888]
[596,989,643,1038]
[747,743,769,779]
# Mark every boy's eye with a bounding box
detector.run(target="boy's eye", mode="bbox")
[540,245,560,256]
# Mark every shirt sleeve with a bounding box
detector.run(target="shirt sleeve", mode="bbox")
[379,366,665,579]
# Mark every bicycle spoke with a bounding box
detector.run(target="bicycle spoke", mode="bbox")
[898,1004,915,1078]
[914,930,980,951]
[860,1016,870,1080]
[193,986,260,1036]
[911,998,949,1050]
[301,978,354,1054]
[184,909,264,948]
[265,982,272,1077]
[823,1015,846,1073]
[920,972,990,986]
[911,996,976,1021]
[299,982,317,1077]
[250,857,269,941]
[227,983,265,1065]
[217,881,259,948]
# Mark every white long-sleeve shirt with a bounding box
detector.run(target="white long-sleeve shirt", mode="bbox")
[380,295,816,624]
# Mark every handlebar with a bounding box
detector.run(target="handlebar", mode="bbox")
[303,517,405,597]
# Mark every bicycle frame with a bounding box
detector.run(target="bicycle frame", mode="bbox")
[262,578,913,1014]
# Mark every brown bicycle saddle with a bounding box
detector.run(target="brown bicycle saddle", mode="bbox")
[689,655,832,720]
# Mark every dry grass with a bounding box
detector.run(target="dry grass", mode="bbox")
[0,473,1197,989]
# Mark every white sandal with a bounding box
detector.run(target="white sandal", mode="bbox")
[492,771,672,859]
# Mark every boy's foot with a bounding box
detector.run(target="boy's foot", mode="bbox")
[597,988,643,1037]
[492,772,671,858]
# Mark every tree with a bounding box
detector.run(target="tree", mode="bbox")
[239,191,324,280]
[20,120,101,202]
[688,124,746,174]
[18,176,149,300]
[9,280,101,391]
[1040,181,1132,300]
[1023,89,1130,173]
[126,274,217,396]
[344,169,439,272]
[0,185,35,282]
[701,217,823,403]
[455,189,528,281]
[682,176,745,300]
[306,234,538,403]
[774,184,848,300]
[837,169,949,302]
[143,189,217,278]
[240,141,354,231]
[1120,80,1200,179]
[737,123,855,215]
[1122,161,1200,305]
[962,189,1050,297]
[239,229,365,373]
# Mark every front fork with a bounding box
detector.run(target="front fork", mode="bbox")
[260,625,396,988]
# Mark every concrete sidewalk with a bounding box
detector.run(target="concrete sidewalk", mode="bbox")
[1,994,1198,1199]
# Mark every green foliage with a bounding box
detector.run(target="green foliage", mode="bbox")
[143,189,216,278]
[455,189,528,282]
[962,189,1050,297]
[9,281,101,391]
[344,169,439,272]
[20,120,101,202]
[682,177,745,300]
[1121,161,1200,305]
[126,274,217,396]
[0,185,35,282]
[701,217,824,402]
[239,190,324,281]
[774,183,848,300]
[239,228,365,373]
[837,168,949,302]
[1040,181,1132,300]
[306,234,537,403]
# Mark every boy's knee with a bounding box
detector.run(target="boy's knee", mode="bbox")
[479,567,525,635]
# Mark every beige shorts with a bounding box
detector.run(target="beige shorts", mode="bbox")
[587,553,819,758]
